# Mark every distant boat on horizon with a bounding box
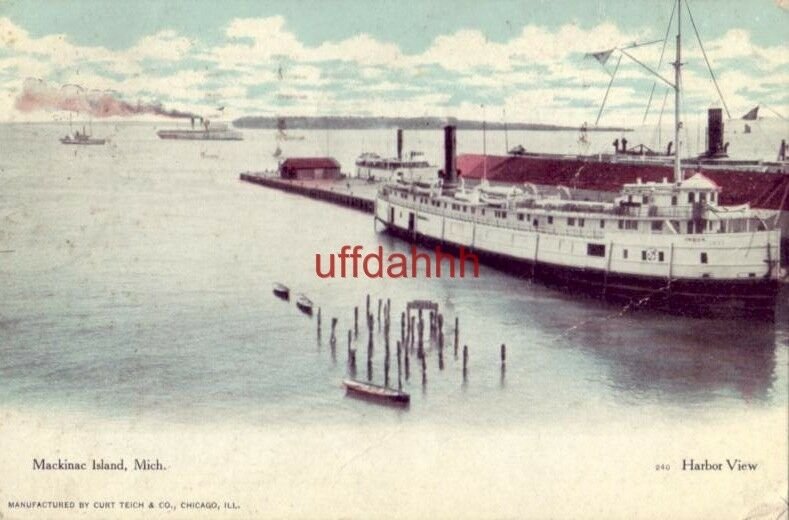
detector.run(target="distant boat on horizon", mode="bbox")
[157,117,243,141]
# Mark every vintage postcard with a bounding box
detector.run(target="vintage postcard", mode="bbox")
[1,0,787,518]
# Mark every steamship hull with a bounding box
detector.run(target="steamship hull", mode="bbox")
[378,220,779,319]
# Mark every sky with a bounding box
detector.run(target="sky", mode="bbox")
[0,0,787,125]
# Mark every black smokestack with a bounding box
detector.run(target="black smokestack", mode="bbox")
[706,108,726,158]
[396,128,403,160]
[444,125,457,188]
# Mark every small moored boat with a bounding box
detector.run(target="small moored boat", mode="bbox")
[272,283,290,299]
[342,378,410,405]
[295,294,313,315]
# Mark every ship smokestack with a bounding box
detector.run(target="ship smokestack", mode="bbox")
[706,108,726,158]
[443,125,457,189]
[397,128,403,160]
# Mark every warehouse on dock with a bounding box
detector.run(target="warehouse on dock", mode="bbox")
[279,157,341,180]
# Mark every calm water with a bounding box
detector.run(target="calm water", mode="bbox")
[0,122,786,429]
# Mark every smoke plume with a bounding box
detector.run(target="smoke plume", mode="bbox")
[14,78,198,119]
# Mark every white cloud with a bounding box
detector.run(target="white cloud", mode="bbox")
[0,13,787,125]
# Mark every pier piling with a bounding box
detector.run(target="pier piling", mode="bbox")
[400,312,405,348]
[405,340,410,381]
[417,319,424,358]
[397,340,402,390]
[454,317,459,359]
[421,350,427,386]
[463,344,468,380]
[384,338,390,387]
[330,318,337,346]
[354,307,358,337]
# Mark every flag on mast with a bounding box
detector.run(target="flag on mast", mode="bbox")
[741,105,759,120]
[585,48,615,66]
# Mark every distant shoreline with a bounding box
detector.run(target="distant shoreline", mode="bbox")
[0,118,632,132]
[233,116,632,132]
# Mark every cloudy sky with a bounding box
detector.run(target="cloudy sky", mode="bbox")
[0,0,787,125]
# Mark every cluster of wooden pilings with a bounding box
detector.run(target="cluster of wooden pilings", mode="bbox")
[312,294,510,398]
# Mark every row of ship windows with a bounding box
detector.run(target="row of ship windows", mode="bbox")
[627,192,716,205]
[408,191,717,208]
[587,244,709,264]
[403,195,728,234]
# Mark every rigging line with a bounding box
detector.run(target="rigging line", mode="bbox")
[622,38,665,50]
[619,48,675,89]
[761,103,787,121]
[685,0,731,119]
[648,87,667,148]
[643,0,677,124]
[595,54,622,127]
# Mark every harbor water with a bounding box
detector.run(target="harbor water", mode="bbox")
[0,122,787,519]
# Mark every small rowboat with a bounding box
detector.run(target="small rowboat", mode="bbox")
[295,294,313,315]
[342,378,410,405]
[272,283,290,299]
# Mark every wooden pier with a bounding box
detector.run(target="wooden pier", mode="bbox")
[239,173,376,213]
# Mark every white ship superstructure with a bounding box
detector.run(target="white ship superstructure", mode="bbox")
[375,126,781,317]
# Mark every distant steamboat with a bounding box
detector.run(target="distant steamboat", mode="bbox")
[157,118,242,141]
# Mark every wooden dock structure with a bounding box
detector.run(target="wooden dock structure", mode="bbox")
[239,173,376,213]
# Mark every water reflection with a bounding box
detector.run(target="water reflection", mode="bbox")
[563,308,781,404]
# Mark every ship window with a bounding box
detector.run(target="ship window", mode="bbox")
[658,251,665,262]
[687,220,694,233]
[642,195,649,204]
[671,195,677,206]
[462,206,467,212]
[533,219,538,227]
[623,249,628,259]
[579,218,585,227]
[547,216,553,224]
[627,195,633,203]
[443,203,447,208]
[600,220,605,228]
[710,192,716,202]
[481,209,485,215]
[688,192,695,203]
[517,213,523,221]
[651,221,663,231]
[719,221,725,233]
[471,208,476,214]
[700,192,706,202]
[700,252,708,264]
[567,217,576,226]
[587,243,606,257]
[641,250,647,261]
[625,221,638,230]
[618,220,624,229]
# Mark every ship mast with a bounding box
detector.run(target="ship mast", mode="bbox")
[673,0,683,183]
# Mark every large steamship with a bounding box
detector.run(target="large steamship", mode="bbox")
[374,0,782,318]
